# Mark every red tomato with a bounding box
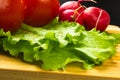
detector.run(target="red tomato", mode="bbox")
[0,0,26,32]
[24,0,60,27]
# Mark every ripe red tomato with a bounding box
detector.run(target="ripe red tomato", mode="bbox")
[24,0,60,27]
[0,0,26,32]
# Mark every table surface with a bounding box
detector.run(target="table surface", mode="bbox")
[0,25,120,80]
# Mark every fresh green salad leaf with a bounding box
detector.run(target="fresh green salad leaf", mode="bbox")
[0,19,120,70]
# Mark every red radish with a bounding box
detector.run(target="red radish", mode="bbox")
[59,1,80,15]
[75,11,84,25]
[58,0,95,22]
[59,9,75,22]
[58,1,85,22]
[59,0,95,14]
[76,7,110,31]
[59,6,85,22]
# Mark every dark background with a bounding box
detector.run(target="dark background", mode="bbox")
[60,0,120,26]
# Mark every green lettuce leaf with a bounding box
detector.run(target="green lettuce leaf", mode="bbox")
[0,19,120,70]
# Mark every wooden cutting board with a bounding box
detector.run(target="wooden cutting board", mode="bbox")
[0,25,120,80]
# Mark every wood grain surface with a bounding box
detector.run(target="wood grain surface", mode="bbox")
[0,25,120,80]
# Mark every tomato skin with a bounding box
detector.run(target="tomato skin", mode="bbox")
[24,0,60,27]
[0,0,26,32]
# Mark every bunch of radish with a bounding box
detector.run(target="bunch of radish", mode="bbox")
[58,0,110,32]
